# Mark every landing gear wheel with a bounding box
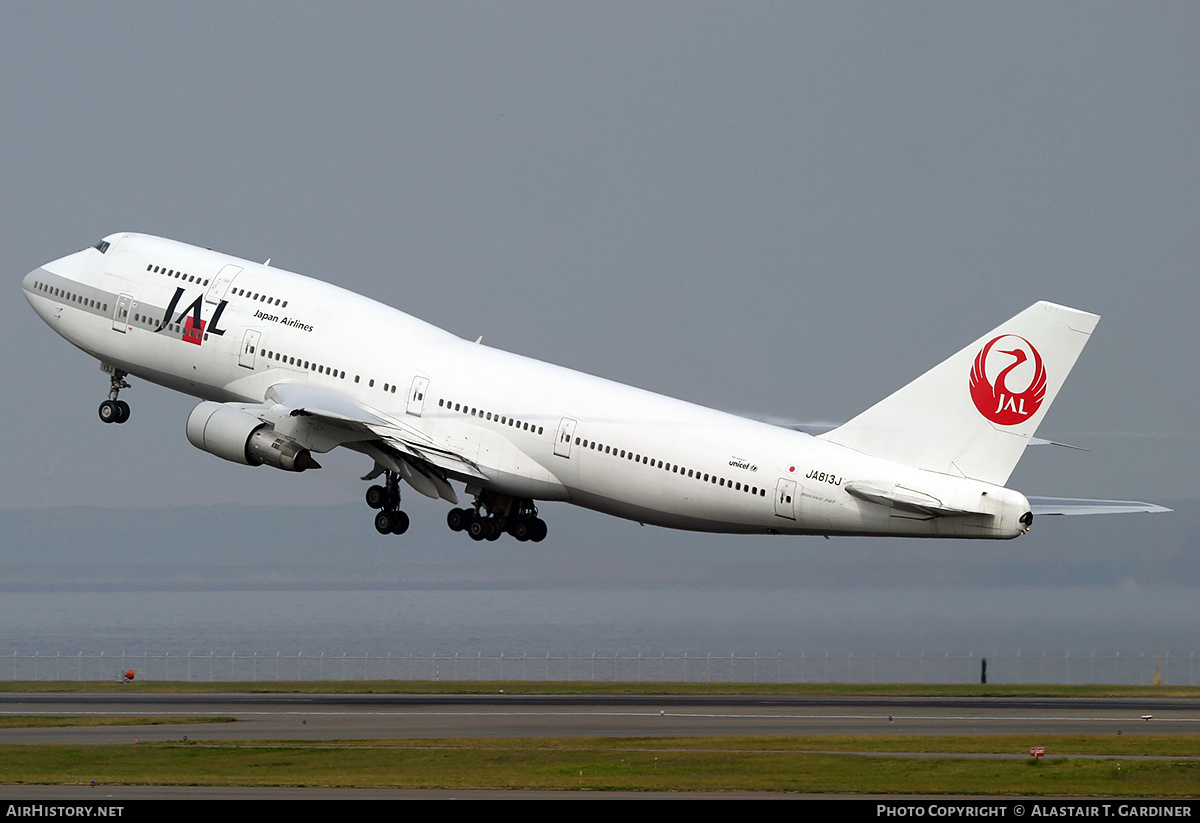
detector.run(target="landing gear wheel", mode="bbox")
[467,518,492,541]
[375,510,409,535]
[529,517,548,542]
[510,518,546,542]
[365,485,388,509]
[98,400,120,424]
[447,508,473,532]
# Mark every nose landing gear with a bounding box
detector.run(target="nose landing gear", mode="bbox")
[98,367,131,424]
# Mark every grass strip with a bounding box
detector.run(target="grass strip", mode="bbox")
[0,736,1195,795]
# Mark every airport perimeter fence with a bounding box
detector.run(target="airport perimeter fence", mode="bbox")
[3,650,1197,686]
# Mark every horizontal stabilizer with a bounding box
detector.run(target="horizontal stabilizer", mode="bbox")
[1028,437,1088,451]
[1028,496,1172,515]
[844,482,979,518]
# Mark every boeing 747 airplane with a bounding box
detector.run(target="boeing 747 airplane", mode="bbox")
[23,234,1166,542]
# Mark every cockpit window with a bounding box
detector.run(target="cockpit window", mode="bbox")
[92,240,110,254]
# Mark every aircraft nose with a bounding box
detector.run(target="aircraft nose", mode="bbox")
[23,247,92,319]
[22,266,47,308]
[22,267,37,292]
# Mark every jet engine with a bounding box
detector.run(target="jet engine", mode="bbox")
[186,401,320,472]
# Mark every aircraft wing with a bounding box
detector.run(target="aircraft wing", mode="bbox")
[250,382,489,501]
[264,381,391,427]
[1027,496,1172,515]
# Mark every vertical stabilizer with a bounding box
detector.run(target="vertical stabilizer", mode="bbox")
[818,302,1099,485]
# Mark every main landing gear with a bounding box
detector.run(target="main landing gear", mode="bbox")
[365,472,409,536]
[361,476,546,542]
[98,368,131,424]
[446,492,547,542]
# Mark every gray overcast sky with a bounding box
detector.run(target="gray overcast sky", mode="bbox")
[2,2,1197,520]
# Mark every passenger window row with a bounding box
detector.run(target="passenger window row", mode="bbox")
[254,350,418,399]
[231,286,288,308]
[147,262,291,310]
[131,311,183,333]
[31,280,108,313]
[437,398,545,436]
[147,263,209,287]
[261,348,346,380]
[574,435,768,498]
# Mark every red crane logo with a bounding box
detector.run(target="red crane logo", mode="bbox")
[969,334,1046,425]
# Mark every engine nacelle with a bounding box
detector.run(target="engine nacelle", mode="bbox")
[186,402,320,472]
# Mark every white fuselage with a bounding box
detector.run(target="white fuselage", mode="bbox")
[22,233,1031,539]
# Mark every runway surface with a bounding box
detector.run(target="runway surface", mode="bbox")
[0,692,1196,744]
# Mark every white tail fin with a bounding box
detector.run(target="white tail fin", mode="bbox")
[818,301,1099,485]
